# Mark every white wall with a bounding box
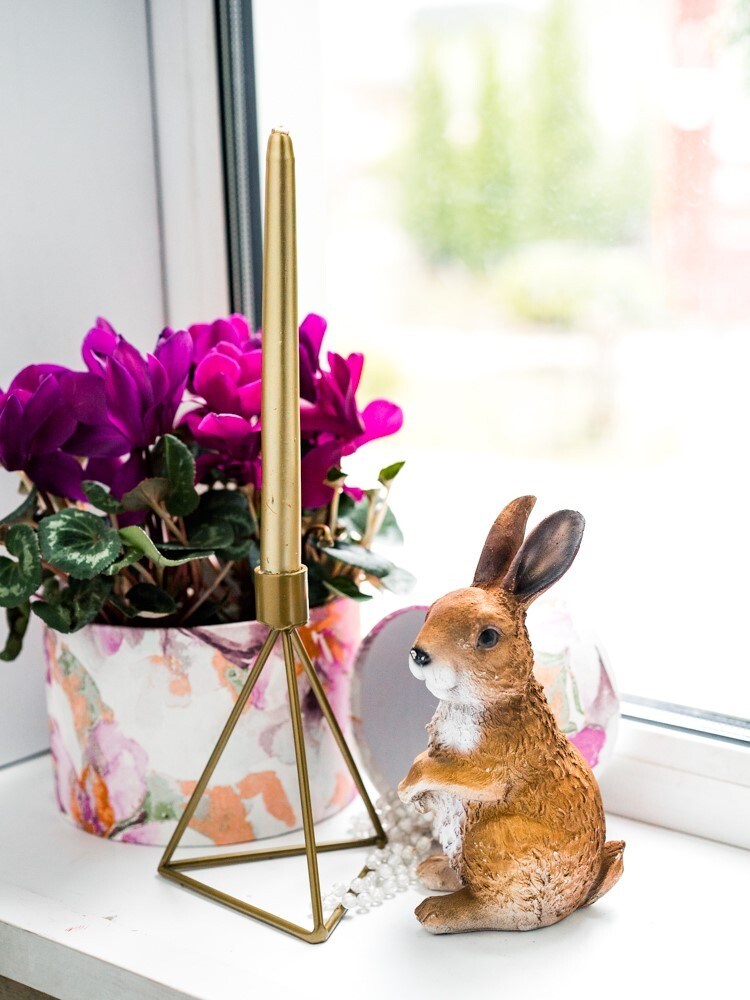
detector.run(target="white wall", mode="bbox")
[0,0,228,765]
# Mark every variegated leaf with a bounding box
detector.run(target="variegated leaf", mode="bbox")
[0,524,42,606]
[38,509,122,580]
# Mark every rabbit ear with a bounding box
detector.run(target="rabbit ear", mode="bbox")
[472,495,537,588]
[501,509,584,605]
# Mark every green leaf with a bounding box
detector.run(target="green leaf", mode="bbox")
[323,575,372,602]
[155,542,222,559]
[32,598,72,632]
[375,507,404,545]
[69,576,113,626]
[338,492,356,517]
[181,521,236,550]
[105,547,143,575]
[325,466,346,484]
[337,496,404,545]
[378,461,405,486]
[31,576,112,633]
[319,541,395,579]
[184,489,256,560]
[0,602,31,661]
[118,526,211,568]
[38,509,122,580]
[379,565,417,596]
[124,583,177,616]
[0,524,42,606]
[82,481,124,514]
[107,595,138,619]
[0,488,38,527]
[153,434,199,516]
[121,477,169,512]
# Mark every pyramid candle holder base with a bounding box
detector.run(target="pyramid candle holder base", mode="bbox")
[158,570,387,944]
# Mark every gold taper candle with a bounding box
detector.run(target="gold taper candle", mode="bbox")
[260,129,301,574]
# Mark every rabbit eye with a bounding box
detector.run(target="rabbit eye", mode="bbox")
[476,627,500,649]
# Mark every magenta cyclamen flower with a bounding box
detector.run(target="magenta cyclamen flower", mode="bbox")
[188,313,259,364]
[299,353,403,507]
[185,313,402,507]
[0,365,87,500]
[183,312,328,487]
[0,312,401,508]
[82,319,192,496]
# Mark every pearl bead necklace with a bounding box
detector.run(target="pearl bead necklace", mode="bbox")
[322,789,435,916]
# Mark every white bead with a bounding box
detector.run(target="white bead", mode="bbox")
[370,887,384,903]
[398,817,414,833]
[416,835,432,853]
[322,894,337,911]
[332,882,347,898]
[349,877,367,893]
[401,846,415,862]
[382,877,396,892]
[341,892,358,909]
[357,891,372,907]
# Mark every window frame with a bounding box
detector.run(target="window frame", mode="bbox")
[215,0,263,325]
[600,709,750,849]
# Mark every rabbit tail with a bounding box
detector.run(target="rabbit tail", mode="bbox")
[582,840,625,907]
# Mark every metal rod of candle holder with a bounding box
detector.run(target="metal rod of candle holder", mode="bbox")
[157,128,387,943]
[158,614,387,943]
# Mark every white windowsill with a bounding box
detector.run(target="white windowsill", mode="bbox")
[0,755,747,1000]
[599,717,750,849]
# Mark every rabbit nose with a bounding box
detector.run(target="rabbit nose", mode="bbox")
[410,646,431,668]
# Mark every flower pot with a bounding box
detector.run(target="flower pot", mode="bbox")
[45,598,359,846]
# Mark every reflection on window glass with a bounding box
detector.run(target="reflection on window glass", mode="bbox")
[256,0,750,718]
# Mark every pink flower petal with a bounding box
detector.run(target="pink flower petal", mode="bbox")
[196,412,254,447]
[301,442,344,508]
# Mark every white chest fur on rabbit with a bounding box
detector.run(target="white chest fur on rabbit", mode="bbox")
[429,701,482,859]
[432,701,482,753]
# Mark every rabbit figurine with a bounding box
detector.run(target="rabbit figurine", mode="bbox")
[398,496,624,934]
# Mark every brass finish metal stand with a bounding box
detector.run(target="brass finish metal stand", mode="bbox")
[158,566,387,944]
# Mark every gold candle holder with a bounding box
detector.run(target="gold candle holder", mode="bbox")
[157,130,386,944]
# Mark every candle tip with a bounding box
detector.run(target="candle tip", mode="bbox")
[267,128,294,160]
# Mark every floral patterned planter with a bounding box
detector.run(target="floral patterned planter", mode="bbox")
[45,598,359,846]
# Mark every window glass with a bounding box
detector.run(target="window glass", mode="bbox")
[254,0,750,719]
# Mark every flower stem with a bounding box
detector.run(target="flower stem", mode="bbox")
[182,560,233,622]
[151,503,188,545]
[362,485,391,549]
[130,561,157,587]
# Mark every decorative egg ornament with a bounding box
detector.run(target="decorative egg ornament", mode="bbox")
[352,599,619,793]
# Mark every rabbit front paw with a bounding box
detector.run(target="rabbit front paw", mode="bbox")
[412,790,437,814]
[397,776,420,804]
[397,768,425,804]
